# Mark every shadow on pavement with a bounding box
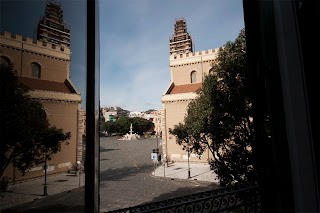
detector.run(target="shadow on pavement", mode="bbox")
[100,148,119,153]
[100,164,153,182]
[2,186,85,212]
[4,191,43,196]
[3,204,85,212]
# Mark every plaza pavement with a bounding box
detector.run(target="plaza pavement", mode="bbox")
[0,171,85,211]
[152,161,219,183]
[1,162,218,212]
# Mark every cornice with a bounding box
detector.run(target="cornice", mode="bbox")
[162,93,197,103]
[29,90,82,103]
[170,59,215,68]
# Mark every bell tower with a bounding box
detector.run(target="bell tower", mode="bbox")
[169,18,193,55]
[37,1,70,47]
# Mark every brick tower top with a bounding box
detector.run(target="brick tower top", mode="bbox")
[169,18,193,55]
[37,1,70,47]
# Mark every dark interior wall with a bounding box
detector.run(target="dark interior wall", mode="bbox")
[243,0,320,212]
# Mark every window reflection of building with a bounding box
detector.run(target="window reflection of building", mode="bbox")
[37,1,70,47]
[1,31,82,181]
[31,62,41,78]
[0,0,85,180]
[0,56,10,67]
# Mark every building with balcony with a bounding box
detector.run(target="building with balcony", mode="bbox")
[101,107,114,121]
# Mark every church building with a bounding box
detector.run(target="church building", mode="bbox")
[161,18,218,163]
[0,1,83,181]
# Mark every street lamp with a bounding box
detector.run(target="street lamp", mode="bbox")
[43,159,48,196]
[187,147,191,179]
[156,133,158,150]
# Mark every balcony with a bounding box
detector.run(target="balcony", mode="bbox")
[106,182,260,213]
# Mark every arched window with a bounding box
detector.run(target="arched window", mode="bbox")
[0,56,10,68]
[191,70,197,83]
[31,62,41,78]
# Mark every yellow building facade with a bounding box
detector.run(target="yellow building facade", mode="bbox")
[0,31,82,182]
[161,18,219,163]
[162,48,218,163]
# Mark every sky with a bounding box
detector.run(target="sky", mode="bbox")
[100,0,244,111]
[0,0,244,112]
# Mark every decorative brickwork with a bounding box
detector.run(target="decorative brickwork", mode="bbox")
[37,1,70,47]
[0,31,70,57]
[169,18,193,55]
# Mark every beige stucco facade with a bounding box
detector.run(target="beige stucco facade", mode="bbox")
[161,48,218,163]
[169,49,219,85]
[1,31,82,182]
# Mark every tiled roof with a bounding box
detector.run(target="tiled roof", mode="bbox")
[21,77,74,94]
[169,83,202,94]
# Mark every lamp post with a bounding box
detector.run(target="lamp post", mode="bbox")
[187,147,191,179]
[156,133,158,150]
[43,159,48,196]
[77,161,82,187]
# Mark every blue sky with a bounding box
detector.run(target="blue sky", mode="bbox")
[1,0,244,112]
[100,0,244,111]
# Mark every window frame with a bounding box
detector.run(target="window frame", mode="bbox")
[190,70,197,83]
[0,56,11,68]
[31,62,41,78]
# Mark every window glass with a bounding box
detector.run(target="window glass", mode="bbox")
[0,0,87,211]
[100,0,246,212]
[31,62,41,78]
[0,56,10,68]
[191,70,197,83]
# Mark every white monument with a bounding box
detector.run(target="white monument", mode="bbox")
[119,123,140,140]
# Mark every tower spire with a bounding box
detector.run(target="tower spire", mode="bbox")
[169,18,193,55]
[37,1,70,47]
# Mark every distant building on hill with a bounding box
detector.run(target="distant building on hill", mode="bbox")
[101,107,117,122]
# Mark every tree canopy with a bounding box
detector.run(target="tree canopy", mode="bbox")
[170,29,257,186]
[0,64,70,191]
[104,116,154,136]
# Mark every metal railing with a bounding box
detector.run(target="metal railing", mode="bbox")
[105,181,260,213]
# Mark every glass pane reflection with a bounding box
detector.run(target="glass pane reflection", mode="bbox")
[0,0,86,211]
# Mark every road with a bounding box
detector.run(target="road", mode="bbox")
[99,137,218,212]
